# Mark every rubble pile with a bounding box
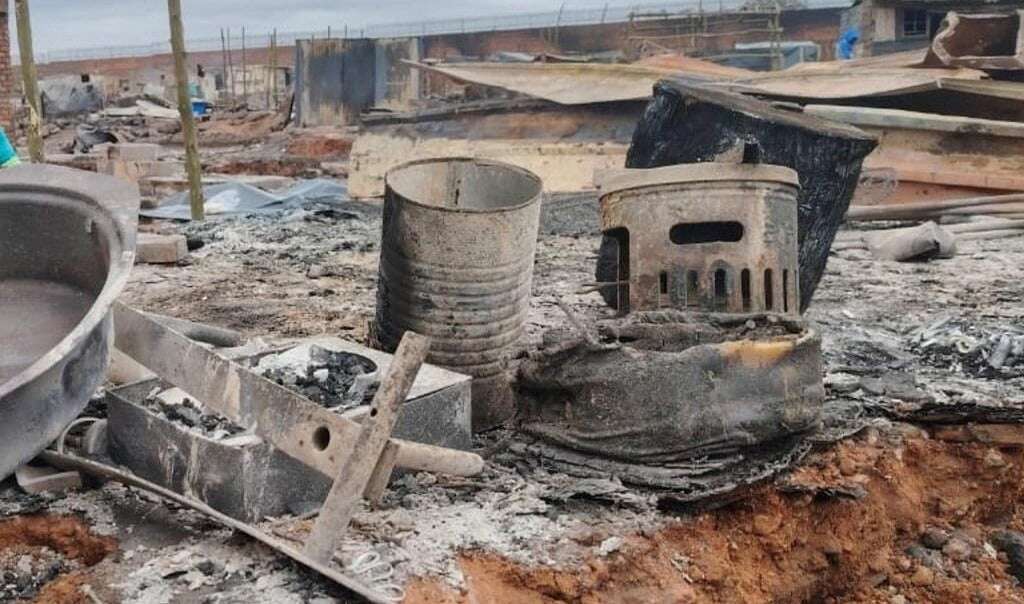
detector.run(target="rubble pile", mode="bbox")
[5,5,1024,602]
[911,316,1024,376]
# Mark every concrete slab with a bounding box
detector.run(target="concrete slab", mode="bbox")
[107,143,161,162]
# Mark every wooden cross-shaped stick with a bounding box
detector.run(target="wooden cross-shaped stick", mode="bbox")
[303,332,429,562]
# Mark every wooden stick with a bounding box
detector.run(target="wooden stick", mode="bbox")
[847,193,1024,221]
[14,0,43,163]
[959,228,1024,241]
[168,0,204,221]
[220,29,230,104]
[304,332,430,563]
[272,29,280,109]
[241,26,248,103]
[947,219,1024,234]
[226,28,236,103]
[38,450,391,604]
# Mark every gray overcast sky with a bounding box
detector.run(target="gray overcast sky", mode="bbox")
[14,1,625,54]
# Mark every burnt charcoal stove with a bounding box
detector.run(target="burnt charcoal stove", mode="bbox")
[106,337,471,522]
[517,161,824,492]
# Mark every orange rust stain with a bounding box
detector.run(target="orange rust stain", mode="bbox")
[717,338,794,368]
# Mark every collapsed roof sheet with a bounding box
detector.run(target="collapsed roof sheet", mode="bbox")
[407,60,720,105]
[715,68,988,99]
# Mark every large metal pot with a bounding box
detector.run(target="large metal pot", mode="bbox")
[0,165,138,480]
[373,158,542,432]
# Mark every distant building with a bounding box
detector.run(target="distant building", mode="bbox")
[847,0,1022,56]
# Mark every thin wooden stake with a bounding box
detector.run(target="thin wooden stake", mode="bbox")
[226,27,236,103]
[14,0,43,163]
[168,0,204,221]
[241,26,248,103]
[270,28,278,108]
[220,28,230,103]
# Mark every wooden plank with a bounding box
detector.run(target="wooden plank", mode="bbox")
[304,332,430,563]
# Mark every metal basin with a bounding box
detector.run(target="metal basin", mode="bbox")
[0,164,137,480]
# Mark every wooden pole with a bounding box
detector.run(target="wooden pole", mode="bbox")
[270,29,278,108]
[167,0,204,221]
[14,0,43,163]
[847,193,1024,221]
[220,28,230,104]
[241,26,248,103]
[226,27,236,103]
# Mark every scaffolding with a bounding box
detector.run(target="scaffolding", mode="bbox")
[627,2,786,70]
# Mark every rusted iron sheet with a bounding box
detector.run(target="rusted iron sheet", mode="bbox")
[599,163,801,316]
[373,158,542,431]
[406,60,705,105]
[0,165,138,481]
[931,10,1024,71]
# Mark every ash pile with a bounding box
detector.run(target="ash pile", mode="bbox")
[256,344,380,411]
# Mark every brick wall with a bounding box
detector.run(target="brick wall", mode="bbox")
[0,9,13,129]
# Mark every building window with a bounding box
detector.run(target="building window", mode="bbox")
[902,9,928,37]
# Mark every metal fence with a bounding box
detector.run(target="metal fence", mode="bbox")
[15,0,851,65]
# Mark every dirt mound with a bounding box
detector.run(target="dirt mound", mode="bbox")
[0,516,115,565]
[406,432,1024,603]
[0,515,116,603]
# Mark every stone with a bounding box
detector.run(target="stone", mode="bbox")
[905,545,943,570]
[14,463,82,494]
[753,514,782,536]
[909,566,934,586]
[984,449,1007,468]
[107,143,161,162]
[921,527,950,549]
[942,538,972,562]
[598,536,624,556]
[136,233,188,264]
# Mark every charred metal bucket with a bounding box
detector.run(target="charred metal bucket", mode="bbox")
[374,158,543,432]
[0,165,138,480]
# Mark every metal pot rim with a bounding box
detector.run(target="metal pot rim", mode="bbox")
[0,165,138,399]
